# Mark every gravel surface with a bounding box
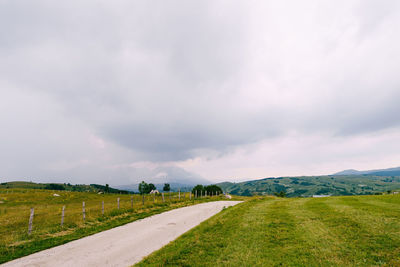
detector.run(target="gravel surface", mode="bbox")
[2,201,242,267]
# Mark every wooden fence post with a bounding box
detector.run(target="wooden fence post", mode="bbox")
[61,205,65,227]
[82,201,86,221]
[179,189,181,201]
[28,208,34,235]
[169,192,171,201]
[190,191,192,200]
[162,192,165,202]
[117,198,120,209]
[195,190,197,199]
[142,194,144,205]
[102,201,104,215]
[183,192,186,200]
[153,193,155,203]
[131,196,133,209]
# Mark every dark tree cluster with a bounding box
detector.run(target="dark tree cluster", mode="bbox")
[138,181,156,194]
[45,183,65,191]
[163,183,170,192]
[274,191,286,197]
[191,184,223,195]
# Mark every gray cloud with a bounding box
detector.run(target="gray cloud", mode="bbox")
[1,0,400,183]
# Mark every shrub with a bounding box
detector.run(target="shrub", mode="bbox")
[45,184,65,191]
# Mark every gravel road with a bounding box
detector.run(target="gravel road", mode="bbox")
[2,201,241,267]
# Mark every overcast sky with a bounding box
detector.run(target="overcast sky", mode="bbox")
[1,0,400,185]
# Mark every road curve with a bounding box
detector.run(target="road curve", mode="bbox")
[2,201,242,267]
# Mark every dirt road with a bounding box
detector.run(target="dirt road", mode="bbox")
[2,201,241,267]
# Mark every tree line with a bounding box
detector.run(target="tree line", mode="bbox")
[137,181,222,195]
[191,184,222,195]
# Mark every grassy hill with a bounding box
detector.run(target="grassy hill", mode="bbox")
[139,194,400,266]
[217,175,400,197]
[0,181,130,194]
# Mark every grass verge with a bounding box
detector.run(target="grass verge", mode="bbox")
[137,194,400,266]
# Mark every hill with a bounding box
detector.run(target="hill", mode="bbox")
[333,166,400,176]
[217,175,400,197]
[0,181,130,194]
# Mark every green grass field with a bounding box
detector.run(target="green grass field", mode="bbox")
[0,188,226,264]
[138,194,400,266]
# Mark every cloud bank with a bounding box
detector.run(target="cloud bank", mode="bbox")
[1,0,400,185]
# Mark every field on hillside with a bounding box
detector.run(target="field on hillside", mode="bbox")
[218,175,400,197]
[0,188,226,263]
[0,181,130,194]
[139,194,400,266]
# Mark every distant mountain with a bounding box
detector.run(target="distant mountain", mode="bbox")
[114,165,211,192]
[116,182,196,192]
[333,169,363,175]
[333,166,400,176]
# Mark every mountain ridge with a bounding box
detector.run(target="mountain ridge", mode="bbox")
[333,166,400,176]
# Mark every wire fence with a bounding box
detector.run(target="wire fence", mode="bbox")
[0,189,222,248]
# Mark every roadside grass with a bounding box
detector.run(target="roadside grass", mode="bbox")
[0,188,239,264]
[137,194,400,266]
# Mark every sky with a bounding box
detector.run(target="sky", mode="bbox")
[1,0,400,186]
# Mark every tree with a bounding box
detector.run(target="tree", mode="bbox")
[139,181,149,195]
[192,184,204,194]
[45,183,65,191]
[163,183,170,192]
[204,185,223,195]
[148,183,156,192]
[274,191,286,197]
[242,189,252,196]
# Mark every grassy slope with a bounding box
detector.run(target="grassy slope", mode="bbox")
[0,188,232,264]
[218,175,400,197]
[0,181,129,194]
[138,194,400,266]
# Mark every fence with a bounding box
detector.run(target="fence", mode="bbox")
[0,189,223,247]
